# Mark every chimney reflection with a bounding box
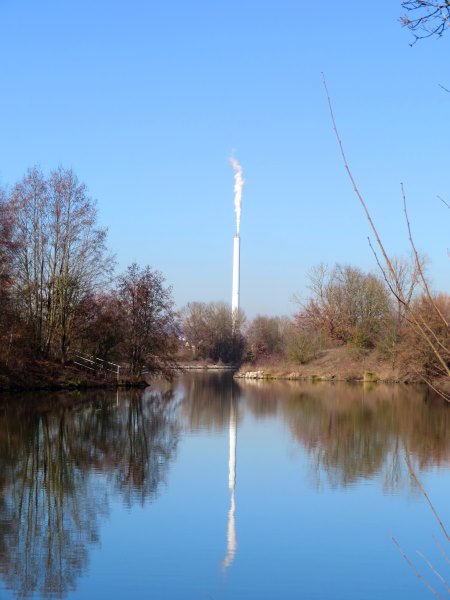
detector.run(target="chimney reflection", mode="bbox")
[222,393,237,570]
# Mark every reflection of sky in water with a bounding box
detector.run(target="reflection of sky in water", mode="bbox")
[0,376,449,599]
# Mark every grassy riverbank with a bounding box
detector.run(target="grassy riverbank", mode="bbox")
[235,347,406,383]
[1,347,446,392]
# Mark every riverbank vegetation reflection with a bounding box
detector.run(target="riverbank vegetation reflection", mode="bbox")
[240,380,450,486]
[0,376,449,598]
[0,388,181,597]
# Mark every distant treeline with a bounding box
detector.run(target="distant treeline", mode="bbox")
[181,266,450,390]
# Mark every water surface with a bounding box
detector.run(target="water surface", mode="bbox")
[0,374,449,599]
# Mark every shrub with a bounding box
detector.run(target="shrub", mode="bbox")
[286,326,323,365]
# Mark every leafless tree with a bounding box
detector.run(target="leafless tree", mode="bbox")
[401,1,450,42]
[8,167,112,362]
[0,190,15,308]
[245,315,288,362]
[0,191,18,367]
[73,291,123,361]
[117,263,179,380]
[300,263,393,348]
[398,293,450,382]
[182,301,245,364]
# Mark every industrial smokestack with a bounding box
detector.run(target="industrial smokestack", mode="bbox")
[230,157,244,323]
[230,157,243,235]
[231,234,240,316]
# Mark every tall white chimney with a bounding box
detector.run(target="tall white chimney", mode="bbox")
[231,234,240,317]
[230,157,243,326]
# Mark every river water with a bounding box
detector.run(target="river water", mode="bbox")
[0,373,449,599]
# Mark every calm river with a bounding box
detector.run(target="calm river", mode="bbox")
[0,373,449,599]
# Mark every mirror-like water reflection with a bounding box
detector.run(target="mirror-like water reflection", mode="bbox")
[0,374,449,599]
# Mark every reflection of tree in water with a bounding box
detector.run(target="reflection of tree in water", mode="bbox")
[287,389,391,487]
[285,384,450,488]
[106,389,180,506]
[240,380,450,489]
[0,410,107,598]
[0,387,181,597]
[180,372,242,432]
[238,379,285,420]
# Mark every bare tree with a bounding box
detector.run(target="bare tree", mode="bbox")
[74,291,123,361]
[401,1,450,42]
[0,190,15,309]
[300,263,393,348]
[8,167,112,362]
[0,191,18,368]
[398,293,450,381]
[182,301,245,364]
[117,263,179,380]
[245,315,288,362]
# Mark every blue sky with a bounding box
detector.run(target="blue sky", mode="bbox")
[0,0,448,317]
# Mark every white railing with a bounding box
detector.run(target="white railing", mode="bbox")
[72,352,121,381]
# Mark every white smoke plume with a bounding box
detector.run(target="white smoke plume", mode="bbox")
[230,156,244,234]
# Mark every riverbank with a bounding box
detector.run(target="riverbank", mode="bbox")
[0,358,149,392]
[178,363,235,371]
[235,347,405,383]
[1,347,445,391]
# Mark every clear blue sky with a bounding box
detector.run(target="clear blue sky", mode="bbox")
[0,0,448,317]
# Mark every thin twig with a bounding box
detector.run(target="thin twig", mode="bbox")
[323,74,450,388]
[433,535,450,565]
[401,183,449,328]
[367,238,405,307]
[417,550,450,593]
[419,374,450,402]
[405,453,450,542]
[391,536,444,599]
[437,195,450,208]
[427,382,450,402]
[322,74,396,285]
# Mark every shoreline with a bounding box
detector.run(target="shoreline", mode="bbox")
[234,371,399,383]
[1,353,446,393]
